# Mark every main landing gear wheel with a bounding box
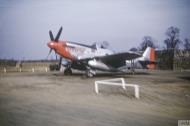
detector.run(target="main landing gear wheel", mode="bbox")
[85,69,95,78]
[64,68,72,75]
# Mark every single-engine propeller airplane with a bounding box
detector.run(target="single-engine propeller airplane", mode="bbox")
[47,27,155,77]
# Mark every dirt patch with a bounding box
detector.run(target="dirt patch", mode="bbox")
[0,71,190,126]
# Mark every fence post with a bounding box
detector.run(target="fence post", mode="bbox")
[95,82,99,94]
[32,68,34,72]
[121,78,126,90]
[3,67,6,73]
[45,67,48,72]
[135,85,140,99]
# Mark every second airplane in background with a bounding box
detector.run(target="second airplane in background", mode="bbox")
[47,27,155,77]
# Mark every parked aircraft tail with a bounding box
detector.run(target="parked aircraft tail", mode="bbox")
[142,47,156,69]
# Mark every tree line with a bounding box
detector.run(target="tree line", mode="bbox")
[130,26,190,51]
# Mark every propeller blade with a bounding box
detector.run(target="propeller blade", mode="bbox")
[46,49,53,59]
[49,30,54,41]
[58,57,63,70]
[55,27,62,42]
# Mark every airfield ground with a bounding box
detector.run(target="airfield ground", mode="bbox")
[0,70,190,126]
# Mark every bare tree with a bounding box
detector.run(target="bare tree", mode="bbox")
[184,38,190,51]
[164,26,182,49]
[139,36,156,51]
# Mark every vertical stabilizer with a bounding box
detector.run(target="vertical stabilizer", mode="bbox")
[143,47,156,69]
[142,47,155,69]
[142,47,155,61]
[143,47,151,60]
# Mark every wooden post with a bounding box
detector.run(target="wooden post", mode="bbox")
[3,67,6,73]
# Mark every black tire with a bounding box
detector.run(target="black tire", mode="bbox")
[64,69,72,75]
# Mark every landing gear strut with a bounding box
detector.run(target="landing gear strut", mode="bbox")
[130,59,135,74]
[85,69,96,78]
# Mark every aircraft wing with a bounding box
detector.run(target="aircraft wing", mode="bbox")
[96,52,141,68]
[75,52,141,69]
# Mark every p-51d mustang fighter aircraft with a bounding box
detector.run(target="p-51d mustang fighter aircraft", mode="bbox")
[47,27,155,77]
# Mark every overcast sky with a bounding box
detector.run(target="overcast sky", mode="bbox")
[0,0,190,60]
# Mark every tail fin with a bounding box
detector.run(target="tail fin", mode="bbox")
[142,47,155,69]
